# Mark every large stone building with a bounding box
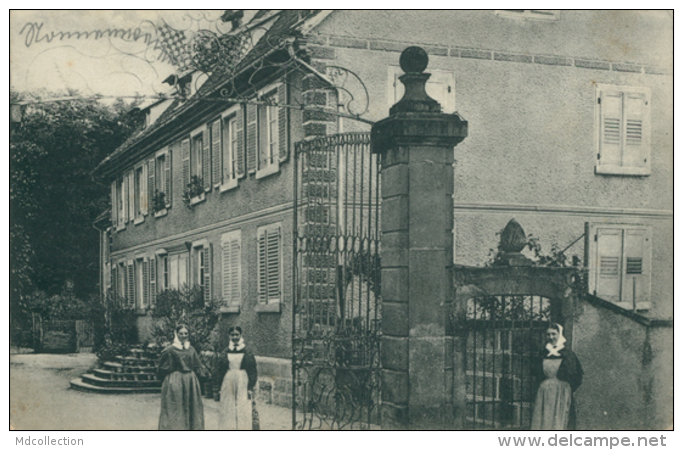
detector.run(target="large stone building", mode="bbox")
[94,10,672,429]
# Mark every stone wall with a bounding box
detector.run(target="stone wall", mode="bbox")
[572,295,672,430]
[254,356,292,408]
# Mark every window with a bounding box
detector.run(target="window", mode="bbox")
[133,164,148,223]
[191,130,204,187]
[168,251,188,290]
[246,83,288,178]
[257,223,282,311]
[219,105,245,190]
[156,250,168,294]
[586,223,652,310]
[192,240,212,304]
[112,177,127,230]
[389,67,456,113]
[149,148,171,215]
[595,84,651,176]
[495,10,559,20]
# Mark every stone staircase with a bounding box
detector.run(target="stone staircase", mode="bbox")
[70,345,162,394]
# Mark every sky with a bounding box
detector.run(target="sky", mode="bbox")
[10,10,235,100]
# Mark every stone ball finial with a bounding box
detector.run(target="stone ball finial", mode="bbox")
[400,46,429,74]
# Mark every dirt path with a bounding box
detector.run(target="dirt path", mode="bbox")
[10,353,290,430]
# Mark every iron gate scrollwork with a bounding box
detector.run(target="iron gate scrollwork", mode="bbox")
[292,132,382,430]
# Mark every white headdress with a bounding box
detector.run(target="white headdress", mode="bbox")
[545,323,566,357]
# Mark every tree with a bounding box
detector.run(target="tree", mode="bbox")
[10,90,140,320]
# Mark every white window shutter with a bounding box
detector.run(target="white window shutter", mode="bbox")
[246,103,258,174]
[165,150,172,207]
[222,232,242,306]
[622,92,648,169]
[202,246,212,303]
[128,171,135,222]
[267,227,281,302]
[142,258,149,308]
[594,227,622,303]
[622,228,651,309]
[148,158,155,212]
[149,256,157,307]
[599,89,622,167]
[278,83,288,162]
[212,120,222,188]
[126,263,135,309]
[222,238,231,305]
[141,164,149,215]
[121,177,128,224]
[111,181,117,228]
[235,106,245,179]
[202,128,211,191]
[257,227,267,303]
[182,138,190,189]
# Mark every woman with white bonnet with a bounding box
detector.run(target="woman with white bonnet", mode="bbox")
[531,322,583,430]
[213,326,258,429]
[157,324,208,430]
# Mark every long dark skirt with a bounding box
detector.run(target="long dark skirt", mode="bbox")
[158,371,205,430]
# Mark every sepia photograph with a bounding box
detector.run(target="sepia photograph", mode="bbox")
[8,8,674,441]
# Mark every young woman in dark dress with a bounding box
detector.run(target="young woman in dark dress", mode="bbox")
[157,324,208,430]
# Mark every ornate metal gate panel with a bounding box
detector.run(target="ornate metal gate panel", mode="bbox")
[292,132,381,430]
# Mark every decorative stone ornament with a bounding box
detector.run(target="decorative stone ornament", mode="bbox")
[500,218,527,252]
[495,219,533,266]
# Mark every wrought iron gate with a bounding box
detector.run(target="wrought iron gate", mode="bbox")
[292,132,382,430]
[456,294,553,429]
[452,260,575,430]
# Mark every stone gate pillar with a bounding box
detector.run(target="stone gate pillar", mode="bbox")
[372,47,468,429]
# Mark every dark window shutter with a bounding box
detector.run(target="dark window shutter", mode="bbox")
[235,106,245,179]
[278,83,288,162]
[246,103,257,174]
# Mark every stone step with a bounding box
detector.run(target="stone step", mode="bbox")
[81,373,161,388]
[93,368,158,381]
[102,362,156,374]
[70,378,161,394]
[117,356,157,366]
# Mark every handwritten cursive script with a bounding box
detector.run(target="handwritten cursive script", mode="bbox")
[19,22,154,48]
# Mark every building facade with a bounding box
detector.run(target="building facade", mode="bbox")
[95,10,672,427]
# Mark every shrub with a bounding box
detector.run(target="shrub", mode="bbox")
[150,286,219,354]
